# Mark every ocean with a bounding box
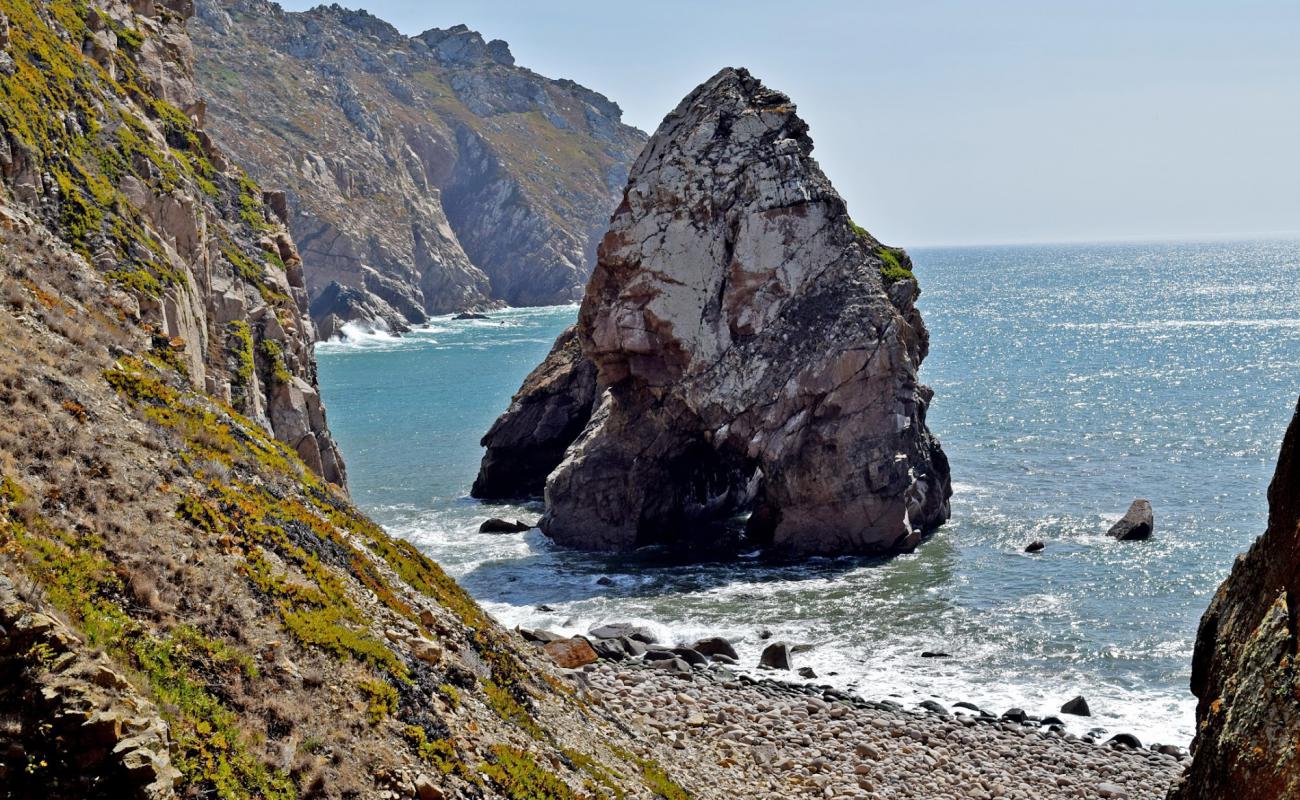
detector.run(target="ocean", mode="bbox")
[315,238,1300,746]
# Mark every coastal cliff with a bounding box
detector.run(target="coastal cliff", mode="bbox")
[1169,399,1300,800]
[476,68,951,556]
[0,2,691,797]
[189,0,646,336]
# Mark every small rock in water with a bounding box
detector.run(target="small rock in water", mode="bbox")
[453,311,490,320]
[1025,540,1046,553]
[478,517,531,533]
[1106,499,1154,540]
[1061,695,1091,716]
[759,642,793,670]
[797,666,818,679]
[535,604,554,612]
[757,629,773,640]
[595,576,615,586]
[920,650,951,658]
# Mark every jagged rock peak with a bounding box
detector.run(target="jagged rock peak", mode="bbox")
[479,67,951,556]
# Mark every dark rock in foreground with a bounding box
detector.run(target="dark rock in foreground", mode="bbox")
[1171,399,1300,800]
[478,518,531,533]
[760,642,793,670]
[1061,695,1091,716]
[692,637,739,661]
[1106,499,1153,540]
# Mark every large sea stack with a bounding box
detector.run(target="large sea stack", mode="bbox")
[475,68,951,555]
[1170,398,1300,800]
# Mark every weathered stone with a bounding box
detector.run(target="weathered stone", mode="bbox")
[759,642,792,670]
[588,623,657,644]
[1106,500,1153,540]
[478,518,530,533]
[509,68,949,556]
[1060,695,1091,716]
[690,637,739,661]
[414,774,444,800]
[1025,540,1045,553]
[541,637,599,669]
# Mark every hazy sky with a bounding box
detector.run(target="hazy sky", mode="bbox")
[275,1,1300,246]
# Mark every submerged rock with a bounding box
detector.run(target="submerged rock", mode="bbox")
[1025,540,1046,553]
[1171,399,1300,800]
[1106,499,1153,540]
[483,67,951,556]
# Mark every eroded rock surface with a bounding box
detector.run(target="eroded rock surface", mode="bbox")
[484,68,950,556]
[190,1,646,334]
[1170,399,1300,800]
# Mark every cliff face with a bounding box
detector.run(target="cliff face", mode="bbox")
[1170,399,1300,800]
[0,3,690,798]
[477,68,951,556]
[189,1,646,335]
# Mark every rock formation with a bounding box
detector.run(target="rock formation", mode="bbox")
[1107,499,1154,540]
[1169,398,1300,800]
[189,1,646,336]
[477,68,951,556]
[472,325,598,499]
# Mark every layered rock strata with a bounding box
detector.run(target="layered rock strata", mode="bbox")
[1169,398,1300,800]
[477,68,951,556]
[190,1,646,335]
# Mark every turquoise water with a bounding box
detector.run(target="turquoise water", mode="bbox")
[316,239,1300,745]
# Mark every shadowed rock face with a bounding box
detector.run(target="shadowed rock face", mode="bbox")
[471,325,598,499]
[1169,398,1300,800]
[479,68,951,556]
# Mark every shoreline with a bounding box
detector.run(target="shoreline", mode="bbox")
[562,657,1186,800]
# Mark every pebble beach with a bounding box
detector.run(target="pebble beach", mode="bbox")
[566,659,1185,800]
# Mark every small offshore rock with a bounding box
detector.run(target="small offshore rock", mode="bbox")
[1025,540,1046,552]
[797,666,818,679]
[759,642,793,670]
[1061,695,1092,716]
[453,312,490,320]
[1107,499,1154,540]
[920,651,951,658]
[595,576,615,586]
[478,517,530,533]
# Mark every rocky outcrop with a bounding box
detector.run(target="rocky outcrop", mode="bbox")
[189,1,646,336]
[1107,499,1154,540]
[480,68,950,556]
[472,325,598,499]
[1169,399,1300,800]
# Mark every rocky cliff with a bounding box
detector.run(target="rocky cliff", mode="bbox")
[0,2,696,798]
[1169,399,1300,800]
[189,1,646,336]
[476,68,951,556]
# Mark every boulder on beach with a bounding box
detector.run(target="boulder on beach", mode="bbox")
[542,637,599,669]
[1061,695,1091,716]
[517,627,565,644]
[1106,733,1142,750]
[589,638,627,661]
[589,622,657,644]
[691,636,739,661]
[1106,500,1153,540]
[671,647,708,667]
[797,666,818,679]
[478,517,531,533]
[1002,708,1028,724]
[760,642,793,670]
